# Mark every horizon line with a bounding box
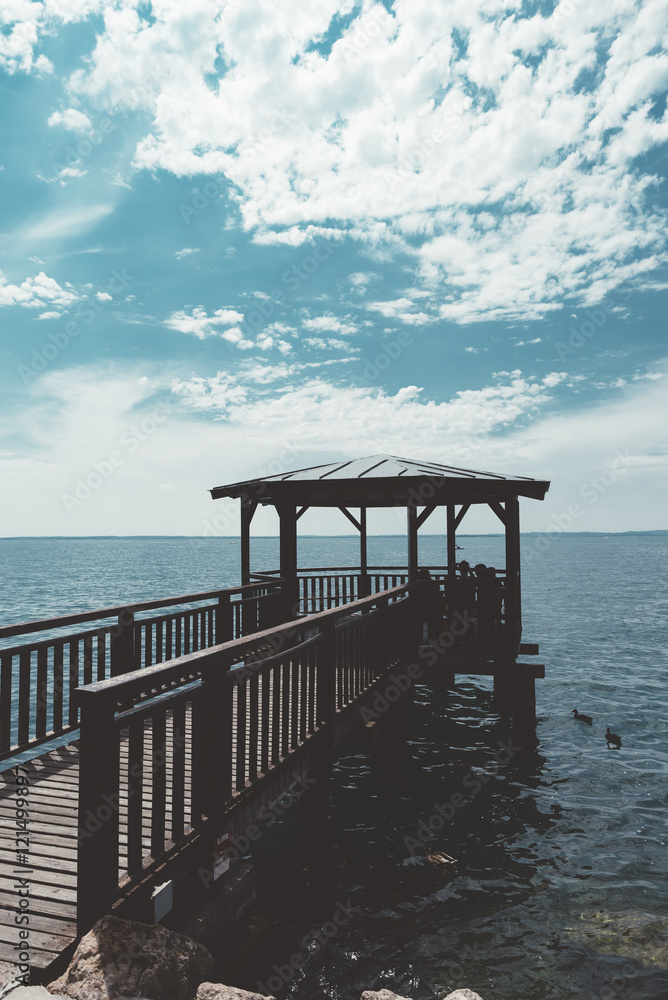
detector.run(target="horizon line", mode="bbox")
[1,531,667,540]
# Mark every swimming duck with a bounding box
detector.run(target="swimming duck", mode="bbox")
[572,709,593,724]
[427,851,457,868]
[605,727,622,748]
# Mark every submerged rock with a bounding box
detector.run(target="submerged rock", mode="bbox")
[197,986,275,1000]
[360,991,483,1000]
[565,910,668,968]
[443,991,484,1000]
[47,915,213,1000]
[1,989,59,1000]
[361,991,411,1000]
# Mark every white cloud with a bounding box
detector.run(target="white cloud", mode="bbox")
[0,270,79,310]
[302,314,358,335]
[367,298,433,325]
[304,337,359,352]
[516,338,542,347]
[171,372,248,413]
[15,204,114,243]
[48,108,93,132]
[174,247,200,260]
[349,272,378,293]
[37,310,62,320]
[48,0,668,324]
[2,363,666,534]
[172,370,561,452]
[165,306,245,339]
[96,290,112,302]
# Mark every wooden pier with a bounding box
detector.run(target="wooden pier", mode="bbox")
[0,455,548,978]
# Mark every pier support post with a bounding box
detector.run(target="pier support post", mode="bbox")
[504,495,522,651]
[373,692,410,761]
[510,666,537,746]
[493,670,513,702]
[300,751,333,842]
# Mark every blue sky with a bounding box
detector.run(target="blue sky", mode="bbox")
[0,0,667,537]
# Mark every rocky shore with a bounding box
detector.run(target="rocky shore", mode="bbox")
[1,917,484,1000]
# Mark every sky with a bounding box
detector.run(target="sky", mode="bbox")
[0,0,667,539]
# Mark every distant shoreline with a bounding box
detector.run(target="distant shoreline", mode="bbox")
[1,531,667,540]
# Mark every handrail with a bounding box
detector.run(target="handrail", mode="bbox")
[74,579,420,934]
[0,580,280,641]
[75,583,412,701]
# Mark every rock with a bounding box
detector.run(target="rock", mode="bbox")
[360,992,484,1000]
[47,915,213,1000]
[1,989,58,1000]
[360,992,410,1000]
[197,985,276,1000]
[0,962,26,997]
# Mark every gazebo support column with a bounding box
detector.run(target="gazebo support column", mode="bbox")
[359,506,369,597]
[339,506,370,598]
[446,504,457,582]
[407,502,419,582]
[240,497,257,586]
[277,502,299,621]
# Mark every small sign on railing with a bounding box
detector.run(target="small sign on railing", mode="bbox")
[213,832,230,880]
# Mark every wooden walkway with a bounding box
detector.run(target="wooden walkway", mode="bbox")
[0,744,79,968]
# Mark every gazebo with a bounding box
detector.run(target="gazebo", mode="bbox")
[210,454,550,662]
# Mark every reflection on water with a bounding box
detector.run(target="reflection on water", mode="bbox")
[240,679,668,1000]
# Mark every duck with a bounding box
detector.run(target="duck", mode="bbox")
[426,851,457,868]
[572,709,593,724]
[605,727,622,749]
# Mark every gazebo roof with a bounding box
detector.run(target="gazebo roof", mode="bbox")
[210,454,550,507]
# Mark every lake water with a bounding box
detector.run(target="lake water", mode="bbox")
[1,535,667,1000]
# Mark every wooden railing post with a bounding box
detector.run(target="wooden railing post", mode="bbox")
[316,618,336,726]
[216,592,233,644]
[111,607,135,676]
[194,655,233,830]
[76,688,119,935]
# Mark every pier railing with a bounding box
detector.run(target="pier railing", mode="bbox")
[75,582,419,933]
[0,582,281,762]
[0,565,511,764]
